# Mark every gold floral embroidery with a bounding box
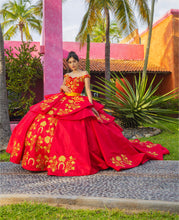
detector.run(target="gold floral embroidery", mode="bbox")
[48,155,76,173]
[22,152,36,167]
[129,140,139,143]
[111,154,132,167]
[47,155,58,172]
[100,114,110,121]
[143,142,157,148]
[11,141,21,157]
[36,114,46,122]
[129,140,158,149]
[40,103,50,110]
[73,96,84,102]
[147,151,158,156]
[96,113,111,123]
[60,97,67,103]
[48,117,58,126]
[40,121,47,127]
[21,152,30,166]
[35,135,52,154]
[25,139,31,147]
[29,135,37,151]
[36,154,49,170]
[44,136,51,144]
[65,77,82,91]
[55,97,84,115]
[40,94,59,110]
[65,74,90,92]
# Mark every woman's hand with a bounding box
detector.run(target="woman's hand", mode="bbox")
[60,85,71,93]
[92,107,100,117]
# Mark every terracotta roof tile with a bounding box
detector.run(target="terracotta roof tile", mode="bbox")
[63,59,171,74]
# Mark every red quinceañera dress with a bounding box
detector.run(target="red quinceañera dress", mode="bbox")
[6,74,169,176]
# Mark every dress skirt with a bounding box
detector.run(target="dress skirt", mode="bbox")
[6,92,169,176]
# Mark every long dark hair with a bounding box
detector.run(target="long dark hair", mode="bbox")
[66,51,79,62]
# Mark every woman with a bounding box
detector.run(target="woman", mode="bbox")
[6,51,169,176]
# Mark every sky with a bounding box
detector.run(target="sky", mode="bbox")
[0,0,179,42]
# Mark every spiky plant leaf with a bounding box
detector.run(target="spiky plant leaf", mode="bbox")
[92,73,179,128]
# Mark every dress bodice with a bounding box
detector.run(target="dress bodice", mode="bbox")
[64,74,90,94]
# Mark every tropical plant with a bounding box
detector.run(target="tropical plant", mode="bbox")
[35,0,43,18]
[76,0,150,81]
[0,23,11,151]
[92,73,179,129]
[90,19,122,43]
[142,0,156,78]
[5,42,43,119]
[0,0,42,41]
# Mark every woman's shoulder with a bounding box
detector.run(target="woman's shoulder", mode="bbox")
[81,70,89,75]
[81,71,90,79]
[64,73,72,78]
[64,71,90,78]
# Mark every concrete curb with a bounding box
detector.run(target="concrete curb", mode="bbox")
[0,194,179,213]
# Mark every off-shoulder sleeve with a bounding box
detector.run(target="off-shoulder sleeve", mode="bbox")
[83,74,91,79]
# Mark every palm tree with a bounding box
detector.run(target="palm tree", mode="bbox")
[76,0,150,81]
[90,19,122,43]
[0,0,42,41]
[142,0,156,78]
[0,23,11,151]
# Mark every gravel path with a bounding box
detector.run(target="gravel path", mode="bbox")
[1,161,178,202]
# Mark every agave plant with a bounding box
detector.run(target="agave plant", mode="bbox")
[92,73,179,128]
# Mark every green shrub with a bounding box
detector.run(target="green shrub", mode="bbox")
[92,73,179,129]
[5,42,43,120]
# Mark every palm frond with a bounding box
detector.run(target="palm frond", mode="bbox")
[3,25,18,40]
[132,0,150,25]
[111,0,137,37]
[23,22,32,41]
[76,0,103,46]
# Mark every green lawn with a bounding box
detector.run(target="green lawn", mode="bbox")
[0,150,10,162]
[0,202,178,220]
[139,121,179,160]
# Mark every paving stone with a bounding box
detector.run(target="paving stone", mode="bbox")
[1,161,179,202]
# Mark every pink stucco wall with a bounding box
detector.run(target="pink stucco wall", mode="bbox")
[63,42,144,60]
[10,123,18,132]
[4,41,144,61]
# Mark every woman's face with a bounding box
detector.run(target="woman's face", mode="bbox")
[68,57,79,71]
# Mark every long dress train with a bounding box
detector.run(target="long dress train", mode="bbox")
[6,74,169,176]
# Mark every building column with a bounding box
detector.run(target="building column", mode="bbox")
[43,0,63,96]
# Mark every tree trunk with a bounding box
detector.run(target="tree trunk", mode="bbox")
[0,24,11,151]
[21,29,23,42]
[105,7,110,82]
[19,22,24,42]
[142,0,155,78]
[86,34,90,74]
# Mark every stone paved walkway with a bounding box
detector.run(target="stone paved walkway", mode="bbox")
[0,161,179,212]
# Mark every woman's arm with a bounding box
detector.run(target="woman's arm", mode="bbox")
[84,73,99,117]
[84,75,93,104]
